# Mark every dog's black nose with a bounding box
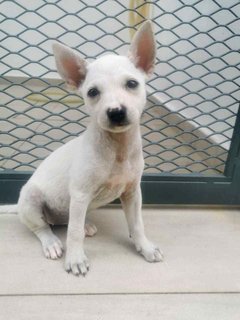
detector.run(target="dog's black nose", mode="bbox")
[107,106,127,125]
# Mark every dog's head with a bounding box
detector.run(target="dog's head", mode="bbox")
[53,21,156,133]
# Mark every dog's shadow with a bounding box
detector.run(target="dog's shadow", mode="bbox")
[51,213,138,258]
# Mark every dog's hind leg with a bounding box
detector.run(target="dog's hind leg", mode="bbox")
[18,184,63,260]
[84,220,97,237]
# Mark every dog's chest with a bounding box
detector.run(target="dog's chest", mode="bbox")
[91,161,136,208]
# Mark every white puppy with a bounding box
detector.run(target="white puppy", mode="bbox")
[15,21,163,276]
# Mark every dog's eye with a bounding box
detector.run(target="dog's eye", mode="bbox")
[126,80,139,89]
[87,87,100,98]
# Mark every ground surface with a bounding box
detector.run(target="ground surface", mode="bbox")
[0,207,240,319]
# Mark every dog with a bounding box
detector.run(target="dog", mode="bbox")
[5,21,163,276]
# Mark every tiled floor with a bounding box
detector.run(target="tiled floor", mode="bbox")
[0,207,240,319]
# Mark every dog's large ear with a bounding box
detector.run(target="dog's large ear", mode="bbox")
[128,21,156,77]
[52,42,88,89]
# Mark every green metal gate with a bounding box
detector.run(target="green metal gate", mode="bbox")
[0,0,240,205]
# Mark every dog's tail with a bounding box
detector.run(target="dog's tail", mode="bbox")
[0,205,18,214]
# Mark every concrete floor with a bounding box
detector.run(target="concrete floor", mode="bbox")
[0,207,240,319]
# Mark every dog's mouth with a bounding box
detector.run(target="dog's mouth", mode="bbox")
[108,120,131,133]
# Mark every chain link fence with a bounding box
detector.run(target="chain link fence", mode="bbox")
[0,0,240,175]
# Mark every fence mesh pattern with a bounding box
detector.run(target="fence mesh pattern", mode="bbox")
[0,0,240,175]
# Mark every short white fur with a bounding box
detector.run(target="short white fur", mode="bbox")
[12,21,163,276]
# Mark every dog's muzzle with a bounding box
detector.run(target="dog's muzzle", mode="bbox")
[107,106,128,126]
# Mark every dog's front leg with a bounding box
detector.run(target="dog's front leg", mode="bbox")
[65,192,90,276]
[121,185,163,262]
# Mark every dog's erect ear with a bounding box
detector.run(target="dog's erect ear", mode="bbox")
[128,21,156,77]
[52,42,88,89]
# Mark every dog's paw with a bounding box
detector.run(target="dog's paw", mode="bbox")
[136,240,163,263]
[84,222,97,237]
[65,250,90,276]
[42,235,63,260]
